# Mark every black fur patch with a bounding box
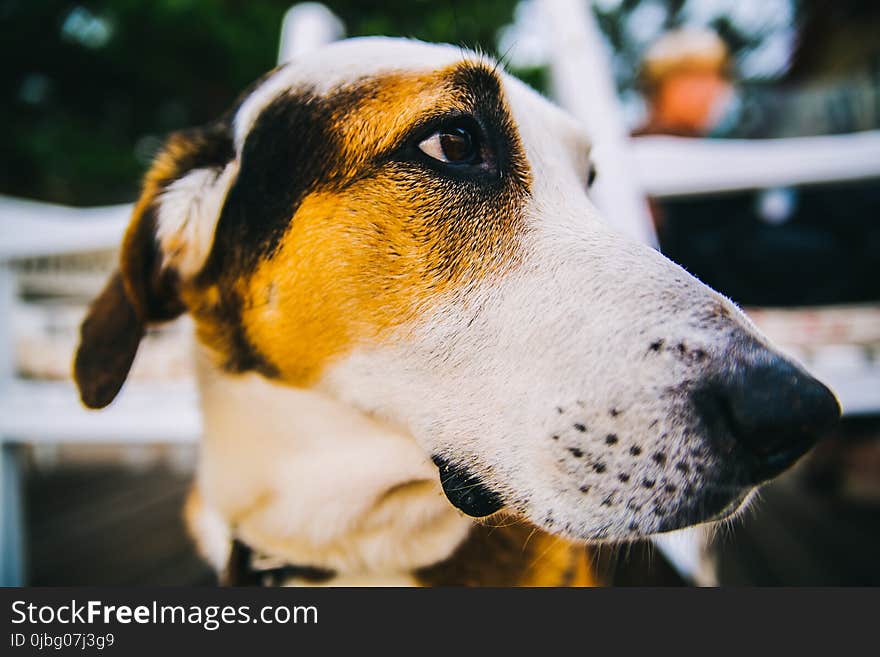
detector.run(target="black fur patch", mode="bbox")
[201,291,280,377]
[169,121,235,178]
[193,90,346,374]
[200,91,341,279]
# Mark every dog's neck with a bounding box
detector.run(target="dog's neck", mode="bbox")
[191,348,473,584]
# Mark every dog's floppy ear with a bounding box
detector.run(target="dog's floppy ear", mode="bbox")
[74,122,236,408]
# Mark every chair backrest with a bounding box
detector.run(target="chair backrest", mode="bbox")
[278,2,344,64]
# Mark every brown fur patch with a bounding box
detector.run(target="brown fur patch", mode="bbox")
[415,520,597,587]
[74,272,145,408]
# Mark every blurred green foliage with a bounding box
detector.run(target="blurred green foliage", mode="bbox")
[4,0,842,206]
[1,0,517,206]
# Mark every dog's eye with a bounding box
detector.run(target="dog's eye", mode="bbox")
[418,127,480,165]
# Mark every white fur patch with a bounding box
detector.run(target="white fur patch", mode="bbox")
[233,37,478,151]
[191,346,472,576]
[184,489,231,573]
[156,162,238,278]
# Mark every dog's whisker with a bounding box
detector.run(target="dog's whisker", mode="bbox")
[521,526,539,551]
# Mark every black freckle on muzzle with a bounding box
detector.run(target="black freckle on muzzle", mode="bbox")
[432,455,504,517]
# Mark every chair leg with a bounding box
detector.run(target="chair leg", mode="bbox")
[0,442,26,586]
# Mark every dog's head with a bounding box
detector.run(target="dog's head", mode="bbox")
[75,37,839,541]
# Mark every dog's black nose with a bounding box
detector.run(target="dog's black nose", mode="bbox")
[696,350,840,482]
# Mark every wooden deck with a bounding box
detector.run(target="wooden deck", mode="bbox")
[25,461,215,586]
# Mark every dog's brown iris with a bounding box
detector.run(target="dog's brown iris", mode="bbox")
[439,127,475,162]
[418,126,479,164]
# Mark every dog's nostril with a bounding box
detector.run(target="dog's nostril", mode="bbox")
[695,352,841,482]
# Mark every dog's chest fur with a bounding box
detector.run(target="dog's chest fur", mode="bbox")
[189,346,594,586]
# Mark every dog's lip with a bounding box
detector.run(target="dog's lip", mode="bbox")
[653,484,750,533]
[432,455,505,517]
[738,428,819,483]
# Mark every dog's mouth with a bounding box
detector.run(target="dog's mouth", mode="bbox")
[431,450,758,538]
[653,483,752,534]
[432,456,504,517]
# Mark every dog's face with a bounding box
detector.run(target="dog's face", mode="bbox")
[75,38,839,541]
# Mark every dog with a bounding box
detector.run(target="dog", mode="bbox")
[73,37,840,586]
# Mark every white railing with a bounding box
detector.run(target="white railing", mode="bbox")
[633,131,880,197]
[0,196,129,259]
